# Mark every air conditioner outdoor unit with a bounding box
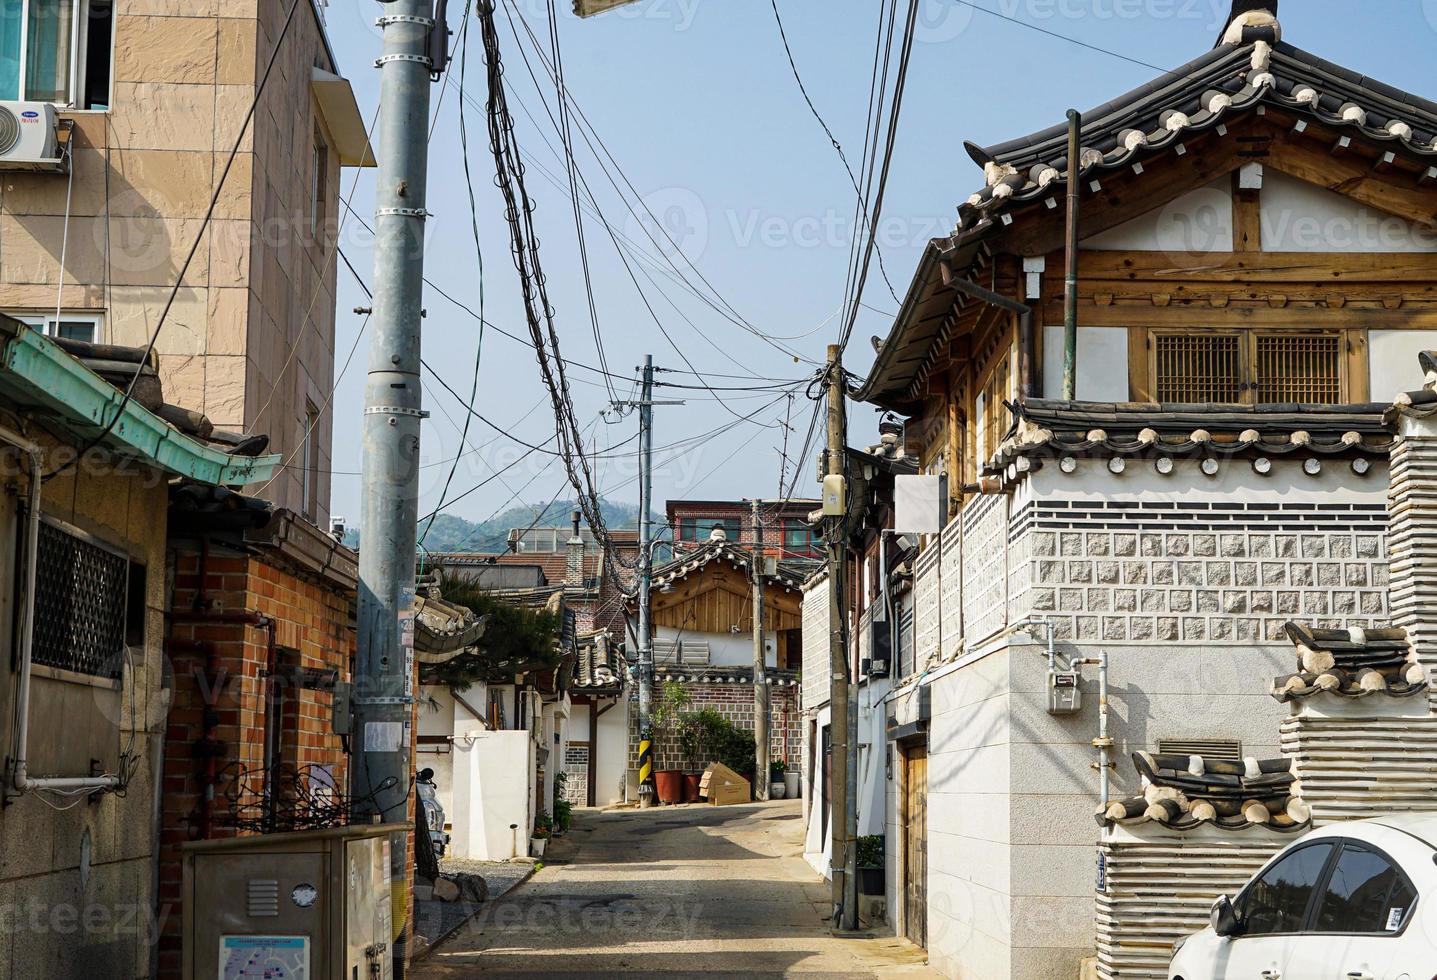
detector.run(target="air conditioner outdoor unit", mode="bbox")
[0,102,59,169]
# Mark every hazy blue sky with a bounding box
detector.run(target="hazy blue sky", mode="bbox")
[322,0,1437,532]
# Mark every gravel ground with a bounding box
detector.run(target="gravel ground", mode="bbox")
[438,857,537,901]
[412,858,538,960]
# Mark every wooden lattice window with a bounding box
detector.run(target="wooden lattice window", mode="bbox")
[1150,330,1346,406]
[980,352,1011,462]
[1255,333,1342,405]
[1153,333,1243,404]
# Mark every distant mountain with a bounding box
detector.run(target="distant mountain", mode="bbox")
[341,497,649,554]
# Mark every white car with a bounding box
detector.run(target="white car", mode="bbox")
[1170,814,1437,980]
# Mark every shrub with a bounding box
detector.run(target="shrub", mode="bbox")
[856,834,885,869]
[554,798,573,834]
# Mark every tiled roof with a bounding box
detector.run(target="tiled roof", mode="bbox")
[959,38,1437,234]
[982,400,1392,483]
[574,631,624,691]
[414,575,488,661]
[650,537,813,592]
[655,665,801,687]
[1099,751,1309,833]
[1272,622,1428,704]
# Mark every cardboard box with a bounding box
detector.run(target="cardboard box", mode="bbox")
[700,763,750,806]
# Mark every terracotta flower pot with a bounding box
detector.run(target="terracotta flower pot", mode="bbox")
[682,772,703,803]
[654,769,684,805]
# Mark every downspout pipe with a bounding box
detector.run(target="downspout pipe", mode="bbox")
[3,425,122,796]
[1062,109,1082,402]
[939,267,1034,399]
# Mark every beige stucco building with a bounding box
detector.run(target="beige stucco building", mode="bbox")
[0,0,370,524]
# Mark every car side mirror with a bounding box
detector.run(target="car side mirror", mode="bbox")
[1211,895,1241,938]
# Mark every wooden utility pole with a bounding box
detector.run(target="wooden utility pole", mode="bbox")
[824,344,856,929]
[751,500,770,801]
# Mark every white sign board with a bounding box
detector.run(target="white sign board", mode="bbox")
[894,475,943,534]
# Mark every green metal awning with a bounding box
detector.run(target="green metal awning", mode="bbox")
[0,321,281,486]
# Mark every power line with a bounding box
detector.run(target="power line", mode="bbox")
[953,0,1165,71]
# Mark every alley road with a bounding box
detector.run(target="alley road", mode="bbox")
[414,798,937,978]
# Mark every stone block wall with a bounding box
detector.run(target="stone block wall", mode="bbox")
[628,682,802,777]
[1014,498,1390,643]
[561,743,589,806]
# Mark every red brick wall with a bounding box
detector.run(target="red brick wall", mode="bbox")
[157,546,354,978]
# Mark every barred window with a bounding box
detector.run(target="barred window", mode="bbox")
[1255,333,1342,405]
[1153,333,1243,404]
[32,520,129,679]
[1151,330,1345,406]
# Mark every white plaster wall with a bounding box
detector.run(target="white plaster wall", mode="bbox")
[654,624,777,669]
[804,705,833,878]
[417,685,488,826]
[450,729,534,861]
[1026,454,1386,505]
[858,677,892,837]
[1262,170,1437,253]
[918,638,1293,979]
[1081,177,1233,252]
[1370,329,1437,403]
[1041,326,1130,402]
[595,701,630,806]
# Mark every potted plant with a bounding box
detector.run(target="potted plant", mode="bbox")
[855,834,885,895]
[769,759,787,799]
[530,809,553,857]
[678,707,725,803]
[651,681,691,804]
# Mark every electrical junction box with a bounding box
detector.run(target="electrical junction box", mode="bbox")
[181,822,407,980]
[821,474,847,516]
[1047,669,1082,715]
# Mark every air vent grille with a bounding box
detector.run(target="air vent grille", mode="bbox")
[1157,738,1242,761]
[0,107,18,156]
[246,878,280,917]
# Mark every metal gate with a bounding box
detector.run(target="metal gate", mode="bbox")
[903,741,928,948]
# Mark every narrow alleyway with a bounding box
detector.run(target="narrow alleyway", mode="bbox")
[415,799,937,978]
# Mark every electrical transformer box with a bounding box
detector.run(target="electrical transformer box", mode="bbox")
[181,822,408,980]
[1047,669,1082,715]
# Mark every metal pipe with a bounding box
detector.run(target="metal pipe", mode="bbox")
[1097,647,1111,808]
[1062,109,1082,402]
[2,425,122,796]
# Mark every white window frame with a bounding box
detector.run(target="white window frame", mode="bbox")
[9,310,102,343]
[4,0,113,110]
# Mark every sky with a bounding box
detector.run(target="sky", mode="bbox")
[320,0,1437,533]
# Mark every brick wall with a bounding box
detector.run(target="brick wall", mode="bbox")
[628,683,802,777]
[158,545,354,977]
[561,744,589,805]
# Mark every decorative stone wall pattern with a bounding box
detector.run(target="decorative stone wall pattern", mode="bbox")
[561,744,589,806]
[962,492,1010,645]
[914,544,941,668]
[627,683,802,777]
[1015,499,1389,642]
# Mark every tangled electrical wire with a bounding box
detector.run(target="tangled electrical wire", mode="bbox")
[474,0,626,595]
[219,763,400,835]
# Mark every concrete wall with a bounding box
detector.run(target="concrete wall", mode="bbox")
[450,730,534,861]
[0,430,170,979]
[654,625,777,669]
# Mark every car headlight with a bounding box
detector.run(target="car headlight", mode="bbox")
[1171,935,1189,957]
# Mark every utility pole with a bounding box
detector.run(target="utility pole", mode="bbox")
[824,344,857,930]
[613,355,682,807]
[352,1,447,973]
[636,355,656,807]
[751,500,769,802]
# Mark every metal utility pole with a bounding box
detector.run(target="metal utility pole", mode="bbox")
[751,500,770,802]
[824,344,857,930]
[636,355,656,807]
[352,1,447,972]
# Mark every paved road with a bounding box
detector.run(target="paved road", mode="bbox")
[415,798,937,979]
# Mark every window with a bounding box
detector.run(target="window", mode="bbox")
[311,126,329,239]
[31,518,130,680]
[1151,330,1344,406]
[783,521,818,556]
[1313,843,1416,934]
[302,400,320,520]
[1237,842,1335,936]
[978,352,1011,463]
[10,311,101,344]
[0,0,113,108]
[679,517,740,542]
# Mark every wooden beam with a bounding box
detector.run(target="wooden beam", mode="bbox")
[1232,170,1262,252]
[1041,301,1437,329]
[1067,251,1437,284]
[1264,133,1437,231]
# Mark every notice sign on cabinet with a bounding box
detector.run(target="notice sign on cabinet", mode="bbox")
[219,935,309,979]
[364,721,404,753]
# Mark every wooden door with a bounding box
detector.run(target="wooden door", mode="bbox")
[902,742,928,948]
